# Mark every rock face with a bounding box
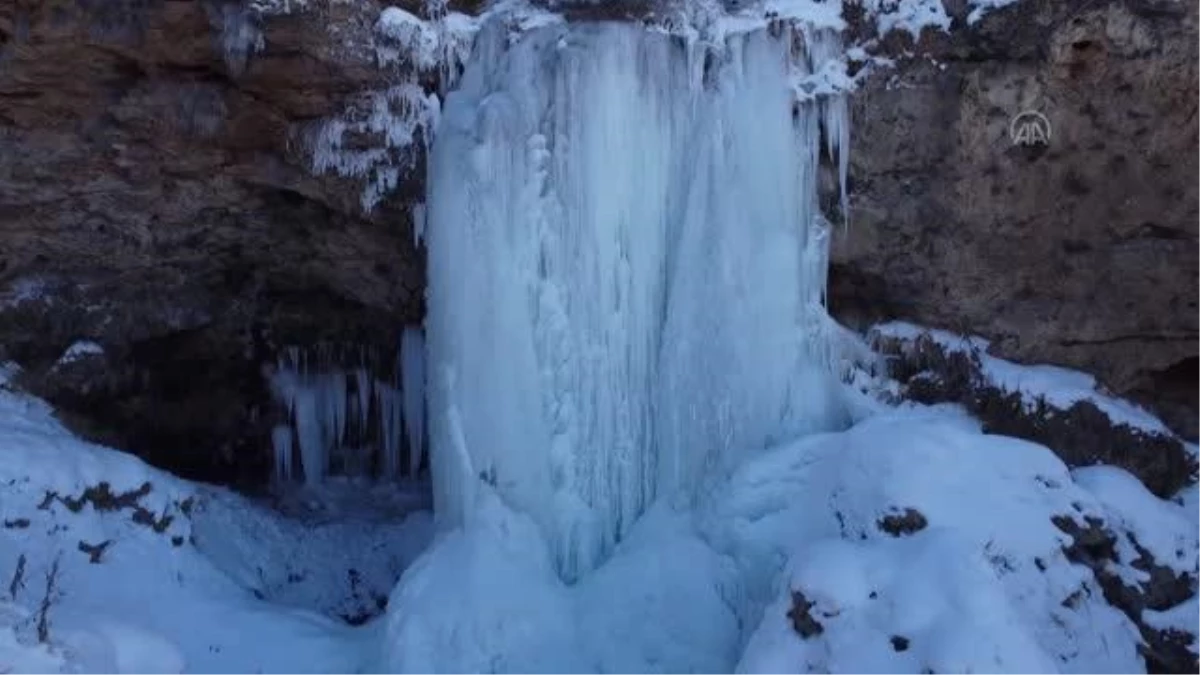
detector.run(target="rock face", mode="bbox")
[0,0,427,485]
[831,0,1198,438]
[0,0,1194,486]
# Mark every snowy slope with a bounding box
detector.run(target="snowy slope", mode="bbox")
[3,349,1194,674]
[0,367,427,673]
[727,411,1154,674]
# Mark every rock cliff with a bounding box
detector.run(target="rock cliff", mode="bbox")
[0,0,426,485]
[0,0,1194,486]
[832,0,1198,437]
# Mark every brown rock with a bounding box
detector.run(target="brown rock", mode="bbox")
[0,0,426,485]
[831,0,1199,439]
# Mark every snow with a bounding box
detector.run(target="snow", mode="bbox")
[967,0,1021,25]
[379,489,580,673]
[3,313,1192,675]
[375,6,479,80]
[1,602,71,673]
[54,341,104,366]
[861,0,951,39]
[1143,595,1200,655]
[724,412,1152,674]
[0,381,423,673]
[8,4,1193,674]
[189,485,433,622]
[424,19,851,582]
[872,321,1175,435]
[1072,466,1198,577]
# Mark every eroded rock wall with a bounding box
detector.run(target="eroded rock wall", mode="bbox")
[0,0,427,485]
[0,0,1194,486]
[832,0,1198,437]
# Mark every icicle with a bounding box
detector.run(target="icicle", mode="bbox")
[292,383,325,486]
[271,424,294,482]
[355,367,372,440]
[376,379,404,478]
[412,202,426,248]
[401,327,426,476]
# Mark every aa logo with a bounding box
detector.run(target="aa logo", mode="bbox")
[1009,110,1052,147]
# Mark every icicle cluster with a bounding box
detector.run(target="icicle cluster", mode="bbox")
[269,336,426,487]
[309,85,442,212]
[304,2,483,213]
[424,20,853,582]
[375,6,479,89]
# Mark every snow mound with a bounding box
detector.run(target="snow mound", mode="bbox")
[380,489,580,673]
[716,411,1151,673]
[0,384,380,673]
[382,400,1191,673]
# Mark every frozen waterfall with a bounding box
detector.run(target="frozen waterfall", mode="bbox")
[424,20,852,581]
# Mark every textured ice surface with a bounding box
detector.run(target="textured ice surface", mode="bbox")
[423,20,852,581]
[269,346,421,486]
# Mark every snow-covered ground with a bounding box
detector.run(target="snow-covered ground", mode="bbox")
[2,323,1196,674]
[871,321,1177,436]
[0,365,430,673]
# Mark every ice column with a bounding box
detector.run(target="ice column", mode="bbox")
[424,21,851,581]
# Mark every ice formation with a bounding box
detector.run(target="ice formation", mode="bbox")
[269,344,425,486]
[310,85,442,212]
[424,19,853,581]
[401,327,427,477]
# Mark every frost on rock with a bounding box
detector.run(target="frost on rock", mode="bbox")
[967,0,1021,25]
[309,85,441,212]
[55,340,104,366]
[424,19,853,582]
[250,0,311,15]
[376,6,479,85]
[378,7,442,69]
[301,4,483,212]
[859,0,951,39]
